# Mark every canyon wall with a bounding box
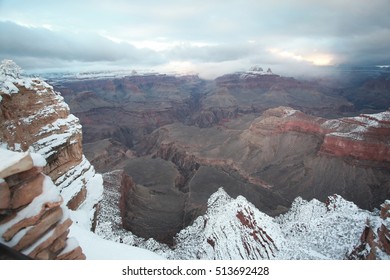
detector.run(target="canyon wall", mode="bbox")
[0,60,103,229]
[0,60,103,259]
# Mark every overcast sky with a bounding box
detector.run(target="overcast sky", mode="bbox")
[1,0,389,78]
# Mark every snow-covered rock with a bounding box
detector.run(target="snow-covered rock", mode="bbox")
[0,60,103,230]
[0,148,85,259]
[168,188,389,260]
[172,188,283,259]
[0,60,162,260]
[240,66,275,79]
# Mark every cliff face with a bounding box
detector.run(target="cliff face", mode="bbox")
[56,74,203,147]
[172,188,390,260]
[0,148,85,259]
[0,60,103,229]
[119,157,186,245]
[320,111,390,162]
[136,106,390,218]
[246,106,390,162]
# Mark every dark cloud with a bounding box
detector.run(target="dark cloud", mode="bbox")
[0,21,164,69]
[0,0,389,76]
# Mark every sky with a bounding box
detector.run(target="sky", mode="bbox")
[0,0,389,78]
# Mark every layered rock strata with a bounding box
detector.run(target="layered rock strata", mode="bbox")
[56,74,204,146]
[0,148,85,260]
[137,106,390,215]
[0,60,103,229]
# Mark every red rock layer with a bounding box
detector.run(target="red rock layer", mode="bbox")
[0,150,85,260]
[250,106,390,162]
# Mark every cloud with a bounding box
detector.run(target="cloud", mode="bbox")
[0,0,389,77]
[0,21,165,69]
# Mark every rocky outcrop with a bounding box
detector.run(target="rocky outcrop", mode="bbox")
[347,200,390,259]
[320,111,390,162]
[173,188,281,260]
[0,60,103,229]
[171,188,390,260]
[0,148,85,260]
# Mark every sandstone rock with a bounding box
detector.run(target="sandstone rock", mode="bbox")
[50,231,68,255]
[2,198,62,242]
[0,62,99,260]
[5,166,43,188]
[57,245,86,260]
[28,218,72,259]
[347,200,390,259]
[10,173,45,209]
[0,64,103,229]
[0,151,33,179]
[0,181,10,209]
[379,224,390,255]
[66,186,87,210]
[13,206,63,251]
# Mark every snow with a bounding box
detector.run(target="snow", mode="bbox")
[281,107,298,117]
[150,189,388,260]
[275,195,371,259]
[321,110,390,142]
[173,188,284,260]
[70,225,164,260]
[28,114,81,159]
[0,59,56,101]
[36,114,80,136]
[20,204,71,256]
[59,237,80,255]
[0,148,30,177]
[0,175,62,247]
[95,184,389,260]
[0,59,31,96]
[56,156,103,229]
[30,152,47,167]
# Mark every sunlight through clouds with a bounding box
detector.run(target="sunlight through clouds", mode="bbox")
[268,48,335,66]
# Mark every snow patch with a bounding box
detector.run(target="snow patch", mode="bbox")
[0,175,62,247]
[56,156,103,229]
[0,59,57,101]
[70,225,164,260]
[30,152,47,167]
[0,148,30,177]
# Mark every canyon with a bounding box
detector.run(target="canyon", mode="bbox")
[52,67,390,251]
[1,61,389,259]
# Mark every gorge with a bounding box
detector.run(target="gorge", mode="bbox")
[1,60,389,259]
